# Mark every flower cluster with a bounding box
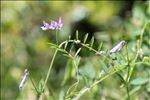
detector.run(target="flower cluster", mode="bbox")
[41,17,63,30]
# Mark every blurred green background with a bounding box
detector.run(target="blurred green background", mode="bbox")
[1,1,150,100]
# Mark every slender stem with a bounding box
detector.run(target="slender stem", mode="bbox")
[74,62,79,82]
[66,58,80,96]
[56,29,58,44]
[126,83,130,100]
[28,73,38,94]
[42,49,58,91]
[125,45,130,82]
[127,22,148,83]
[37,94,42,100]
[133,22,148,62]
[58,40,111,64]
[73,64,127,100]
[126,45,129,64]
[123,22,148,100]
[139,22,147,48]
[116,73,130,100]
[80,43,112,62]
[80,43,98,53]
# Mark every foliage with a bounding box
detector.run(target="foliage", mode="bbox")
[1,1,150,100]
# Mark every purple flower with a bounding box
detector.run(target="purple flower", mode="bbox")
[41,21,50,30]
[41,17,63,30]
[19,69,29,90]
[109,41,126,55]
[49,20,58,30]
[56,17,63,30]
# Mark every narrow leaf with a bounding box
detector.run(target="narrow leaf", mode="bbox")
[98,42,103,51]
[69,35,71,40]
[64,42,68,50]
[90,36,94,47]
[47,42,58,48]
[75,48,81,58]
[50,46,58,49]
[99,60,108,72]
[82,74,90,87]
[76,30,79,40]
[130,77,149,85]
[61,60,74,85]
[69,43,74,53]
[38,79,44,93]
[63,54,73,59]
[75,56,81,66]
[143,57,150,63]
[83,33,89,43]
[57,48,68,54]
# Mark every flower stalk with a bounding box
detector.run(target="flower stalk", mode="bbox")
[42,49,58,92]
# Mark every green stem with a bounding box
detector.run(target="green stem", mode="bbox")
[28,73,38,94]
[73,64,127,100]
[66,58,80,96]
[126,45,129,64]
[116,73,130,100]
[58,40,111,63]
[127,22,148,83]
[125,45,130,82]
[56,29,58,44]
[42,49,58,91]
[126,82,130,100]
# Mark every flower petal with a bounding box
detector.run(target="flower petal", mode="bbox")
[57,17,63,30]
[109,41,126,55]
[19,69,29,90]
[41,21,50,30]
[41,26,48,30]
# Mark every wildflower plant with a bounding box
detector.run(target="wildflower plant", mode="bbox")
[19,16,150,100]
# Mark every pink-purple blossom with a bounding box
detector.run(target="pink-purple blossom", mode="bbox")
[109,41,126,55]
[56,17,63,30]
[41,17,63,30]
[41,21,50,30]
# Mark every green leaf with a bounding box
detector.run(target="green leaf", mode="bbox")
[63,54,72,59]
[66,91,78,99]
[82,74,90,87]
[57,48,67,54]
[74,48,81,58]
[99,60,108,72]
[61,60,75,86]
[83,33,89,43]
[98,42,103,51]
[146,83,150,92]
[80,62,95,79]
[69,35,71,40]
[64,42,68,50]
[38,79,44,93]
[124,86,141,99]
[74,56,81,66]
[76,30,79,40]
[47,42,58,48]
[50,46,58,49]
[69,43,74,53]
[130,77,149,85]
[90,36,94,48]
[143,57,150,64]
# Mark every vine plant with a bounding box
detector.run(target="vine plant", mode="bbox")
[19,17,150,100]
